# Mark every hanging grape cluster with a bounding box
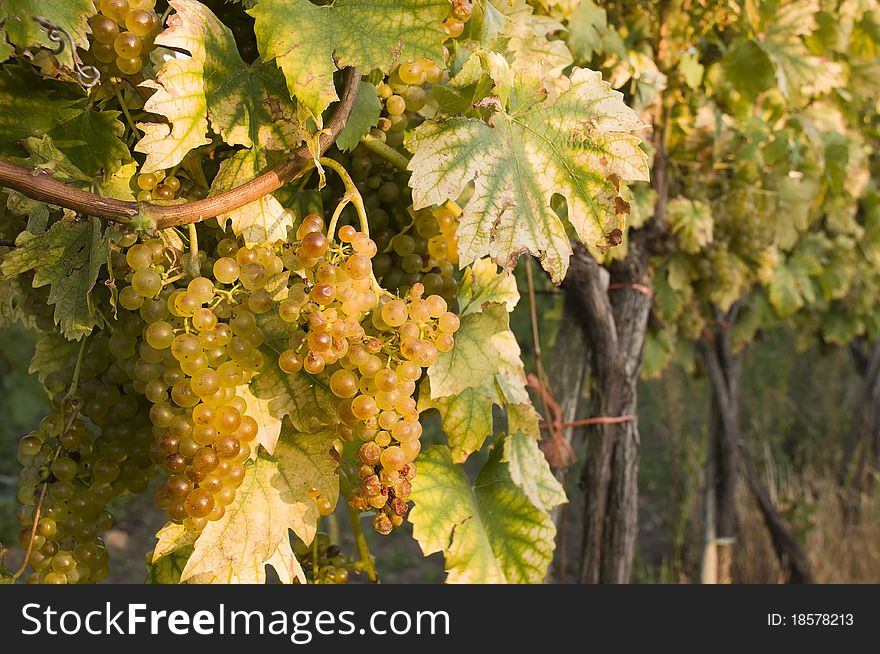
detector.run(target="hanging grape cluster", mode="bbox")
[12,0,474,584]
[16,331,156,583]
[87,0,161,77]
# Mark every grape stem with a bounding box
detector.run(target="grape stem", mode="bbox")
[0,68,362,228]
[347,504,378,583]
[11,482,48,582]
[319,157,392,296]
[312,529,320,582]
[111,81,141,137]
[319,157,369,238]
[360,134,411,171]
[187,224,200,279]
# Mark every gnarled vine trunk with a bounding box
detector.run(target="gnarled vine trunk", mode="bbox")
[547,293,589,583]
[563,234,652,583]
[700,316,814,584]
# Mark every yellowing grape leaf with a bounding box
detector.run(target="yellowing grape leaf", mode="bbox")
[457,258,519,316]
[1,217,106,340]
[0,0,94,68]
[250,0,448,119]
[152,522,197,563]
[210,150,292,245]
[409,67,649,282]
[238,383,283,456]
[409,440,561,583]
[425,264,540,461]
[667,197,713,254]
[181,429,338,584]
[138,0,302,182]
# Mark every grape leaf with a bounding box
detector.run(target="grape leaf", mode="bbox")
[145,0,301,242]
[678,51,704,90]
[769,264,805,317]
[0,0,94,68]
[667,197,713,254]
[250,353,339,434]
[1,217,106,340]
[50,109,131,180]
[505,10,573,98]
[210,150,293,245]
[336,81,382,152]
[457,257,519,316]
[567,0,610,62]
[426,263,539,460]
[641,330,676,380]
[29,333,78,382]
[238,382,283,456]
[250,0,448,118]
[721,38,775,101]
[409,67,649,282]
[502,432,566,512]
[147,547,193,584]
[427,302,508,397]
[152,522,197,563]
[409,440,560,583]
[181,429,338,584]
[419,380,497,463]
[0,66,130,180]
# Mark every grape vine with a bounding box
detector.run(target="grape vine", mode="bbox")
[0,0,654,585]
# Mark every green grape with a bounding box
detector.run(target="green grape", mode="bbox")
[131,268,162,298]
[114,32,143,57]
[90,15,119,43]
[386,95,406,116]
[100,0,130,24]
[125,9,155,37]
[397,61,424,85]
[92,41,117,63]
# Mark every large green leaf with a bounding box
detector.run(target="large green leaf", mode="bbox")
[181,429,338,584]
[250,0,448,118]
[408,68,649,282]
[0,67,129,180]
[427,302,508,397]
[721,38,775,101]
[419,380,496,463]
[1,218,106,340]
[409,440,562,583]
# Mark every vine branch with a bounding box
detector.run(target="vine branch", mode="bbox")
[0,68,362,229]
